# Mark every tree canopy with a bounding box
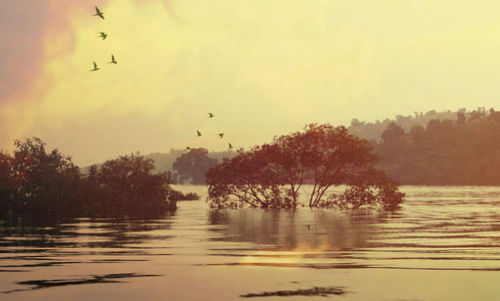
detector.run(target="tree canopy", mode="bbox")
[3,137,81,216]
[173,148,217,184]
[206,124,404,210]
[376,108,500,185]
[84,153,176,216]
[0,138,179,218]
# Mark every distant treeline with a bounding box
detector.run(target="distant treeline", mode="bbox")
[348,108,469,141]
[0,138,197,219]
[375,108,500,185]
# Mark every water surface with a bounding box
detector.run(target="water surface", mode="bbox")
[1,185,499,300]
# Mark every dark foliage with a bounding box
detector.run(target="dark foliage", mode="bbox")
[173,148,217,184]
[377,108,500,185]
[168,190,199,201]
[348,108,468,141]
[84,153,176,216]
[0,138,180,218]
[207,124,404,209]
[1,138,81,217]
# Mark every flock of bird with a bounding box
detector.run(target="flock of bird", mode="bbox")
[90,6,234,151]
[90,7,117,71]
[191,113,233,151]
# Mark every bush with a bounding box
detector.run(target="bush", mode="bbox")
[84,153,176,216]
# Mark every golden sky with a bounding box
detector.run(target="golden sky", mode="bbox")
[1,0,500,165]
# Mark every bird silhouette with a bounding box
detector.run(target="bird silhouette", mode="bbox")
[90,61,99,71]
[208,113,214,118]
[218,133,224,139]
[93,7,104,19]
[99,32,108,40]
[228,143,233,149]
[107,54,117,64]
[186,146,191,150]
[197,130,202,137]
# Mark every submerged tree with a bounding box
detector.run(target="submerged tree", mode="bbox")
[207,124,404,210]
[85,153,176,216]
[0,138,179,218]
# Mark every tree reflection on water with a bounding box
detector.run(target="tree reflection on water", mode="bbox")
[208,208,386,252]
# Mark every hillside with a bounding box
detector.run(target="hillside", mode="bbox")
[348,108,470,141]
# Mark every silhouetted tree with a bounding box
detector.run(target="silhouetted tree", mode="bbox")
[85,153,176,216]
[7,137,82,217]
[0,152,13,215]
[173,148,217,184]
[376,108,500,185]
[207,124,404,209]
[457,112,466,125]
[206,146,288,208]
[0,138,184,218]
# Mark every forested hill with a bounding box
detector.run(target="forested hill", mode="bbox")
[376,108,500,185]
[348,109,470,141]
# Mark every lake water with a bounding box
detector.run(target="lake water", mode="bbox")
[0,185,499,300]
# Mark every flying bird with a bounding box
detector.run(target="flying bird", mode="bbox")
[107,54,117,64]
[197,130,202,137]
[228,143,233,149]
[90,61,99,71]
[208,113,214,118]
[93,6,104,19]
[99,32,108,40]
[186,146,191,150]
[218,133,224,139]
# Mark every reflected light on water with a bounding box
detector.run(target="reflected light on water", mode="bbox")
[0,185,499,300]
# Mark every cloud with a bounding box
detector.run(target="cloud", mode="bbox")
[0,0,111,147]
[0,1,48,101]
[3,0,500,165]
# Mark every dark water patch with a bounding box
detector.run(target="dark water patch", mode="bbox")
[240,286,347,298]
[367,242,500,249]
[206,253,498,262]
[200,262,500,271]
[0,249,48,254]
[207,248,267,252]
[0,261,80,268]
[90,259,150,263]
[380,234,487,240]
[52,250,173,258]
[206,253,358,259]
[198,262,372,269]
[2,273,163,294]
[0,255,57,261]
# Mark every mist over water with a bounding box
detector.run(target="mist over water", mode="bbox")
[0,185,499,300]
